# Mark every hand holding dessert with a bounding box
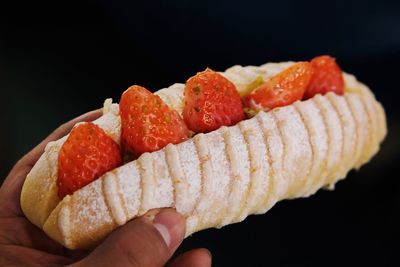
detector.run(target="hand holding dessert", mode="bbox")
[20,55,387,249]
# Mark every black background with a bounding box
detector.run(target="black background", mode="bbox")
[1,1,399,266]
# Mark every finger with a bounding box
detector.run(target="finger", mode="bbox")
[167,248,212,267]
[0,109,103,216]
[71,209,186,267]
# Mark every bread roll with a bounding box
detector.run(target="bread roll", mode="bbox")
[20,62,387,249]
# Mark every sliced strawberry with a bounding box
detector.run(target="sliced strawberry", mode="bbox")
[244,62,313,111]
[183,68,245,133]
[303,55,344,99]
[120,85,189,156]
[57,122,122,198]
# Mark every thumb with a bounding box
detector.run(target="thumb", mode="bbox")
[71,208,186,267]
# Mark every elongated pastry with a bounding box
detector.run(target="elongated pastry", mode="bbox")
[20,59,387,249]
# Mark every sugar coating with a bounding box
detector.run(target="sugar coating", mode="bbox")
[195,131,231,229]
[103,172,126,225]
[312,95,343,188]
[326,93,357,178]
[358,91,379,164]
[356,84,380,139]
[219,125,251,225]
[164,144,189,214]
[271,105,312,199]
[115,161,142,220]
[69,178,114,246]
[235,119,268,218]
[294,99,328,196]
[137,153,156,214]
[256,112,285,201]
[345,94,370,169]
[175,140,201,234]
[151,150,174,209]
[191,134,213,230]
[175,140,201,214]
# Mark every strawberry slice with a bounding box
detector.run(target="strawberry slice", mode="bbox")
[58,122,122,198]
[244,62,313,112]
[120,85,189,156]
[183,68,245,133]
[303,55,344,99]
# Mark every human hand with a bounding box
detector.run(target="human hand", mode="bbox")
[0,110,212,267]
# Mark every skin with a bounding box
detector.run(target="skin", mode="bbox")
[0,110,212,267]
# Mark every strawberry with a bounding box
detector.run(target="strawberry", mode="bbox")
[57,122,122,198]
[183,68,245,133]
[244,62,313,112]
[120,85,189,156]
[303,55,344,99]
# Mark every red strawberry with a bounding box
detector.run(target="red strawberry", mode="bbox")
[120,85,189,156]
[183,68,245,133]
[244,62,313,111]
[57,122,122,198]
[303,55,344,99]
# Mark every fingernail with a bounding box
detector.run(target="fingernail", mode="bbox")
[153,209,185,249]
[143,208,160,222]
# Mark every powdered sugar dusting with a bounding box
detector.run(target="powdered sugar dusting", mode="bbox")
[191,133,225,230]
[115,161,142,219]
[137,153,156,214]
[103,172,126,225]
[359,93,379,158]
[294,99,328,196]
[175,139,201,232]
[70,178,114,245]
[203,130,231,228]
[271,106,312,199]
[238,118,270,216]
[345,94,370,169]
[219,125,250,225]
[165,144,194,215]
[326,93,358,177]
[256,112,286,200]
[152,150,174,209]
[312,95,343,187]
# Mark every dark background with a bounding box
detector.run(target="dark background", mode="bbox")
[1,0,399,266]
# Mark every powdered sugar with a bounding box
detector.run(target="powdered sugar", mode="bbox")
[175,140,201,224]
[235,119,268,218]
[256,112,285,201]
[271,105,312,199]
[294,99,328,196]
[345,94,370,169]
[152,150,174,208]
[312,95,343,188]
[115,161,142,219]
[218,125,251,225]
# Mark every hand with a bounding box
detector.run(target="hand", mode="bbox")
[0,110,212,267]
